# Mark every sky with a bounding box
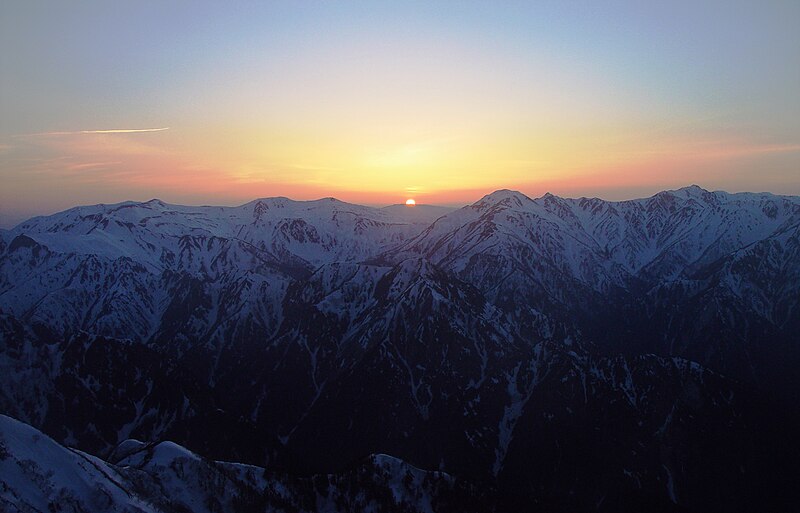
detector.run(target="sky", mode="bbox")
[1,1,799,227]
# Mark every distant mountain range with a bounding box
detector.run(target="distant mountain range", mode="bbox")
[1,186,799,512]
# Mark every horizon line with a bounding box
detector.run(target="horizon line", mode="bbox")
[4,183,798,230]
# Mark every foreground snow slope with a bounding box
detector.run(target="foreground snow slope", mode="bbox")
[0,414,471,513]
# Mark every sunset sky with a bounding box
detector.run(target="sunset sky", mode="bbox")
[1,1,798,226]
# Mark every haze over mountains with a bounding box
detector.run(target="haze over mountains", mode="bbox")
[1,185,799,512]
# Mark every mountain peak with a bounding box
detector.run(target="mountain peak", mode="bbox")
[679,184,710,195]
[651,185,713,203]
[250,196,291,204]
[477,189,532,208]
[248,196,293,213]
[485,189,528,199]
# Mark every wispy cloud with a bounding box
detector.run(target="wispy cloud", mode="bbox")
[80,127,170,134]
[21,127,170,136]
[66,161,123,171]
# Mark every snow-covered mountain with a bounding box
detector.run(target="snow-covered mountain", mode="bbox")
[0,414,476,513]
[388,185,799,295]
[0,198,451,343]
[382,186,800,392]
[8,197,448,266]
[1,186,799,512]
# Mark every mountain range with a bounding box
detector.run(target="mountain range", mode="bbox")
[1,185,799,512]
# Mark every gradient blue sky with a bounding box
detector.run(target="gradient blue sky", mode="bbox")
[1,1,798,226]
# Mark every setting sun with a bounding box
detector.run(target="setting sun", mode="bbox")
[405,199,416,206]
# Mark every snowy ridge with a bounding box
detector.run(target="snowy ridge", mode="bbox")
[1,186,799,512]
[390,185,800,290]
[0,197,449,342]
[0,414,469,513]
[8,196,449,269]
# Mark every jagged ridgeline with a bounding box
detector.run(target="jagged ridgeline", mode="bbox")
[1,186,799,512]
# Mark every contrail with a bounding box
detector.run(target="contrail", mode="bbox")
[20,127,171,136]
[81,127,170,134]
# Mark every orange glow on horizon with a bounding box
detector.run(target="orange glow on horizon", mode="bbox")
[2,122,799,223]
[2,2,799,228]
